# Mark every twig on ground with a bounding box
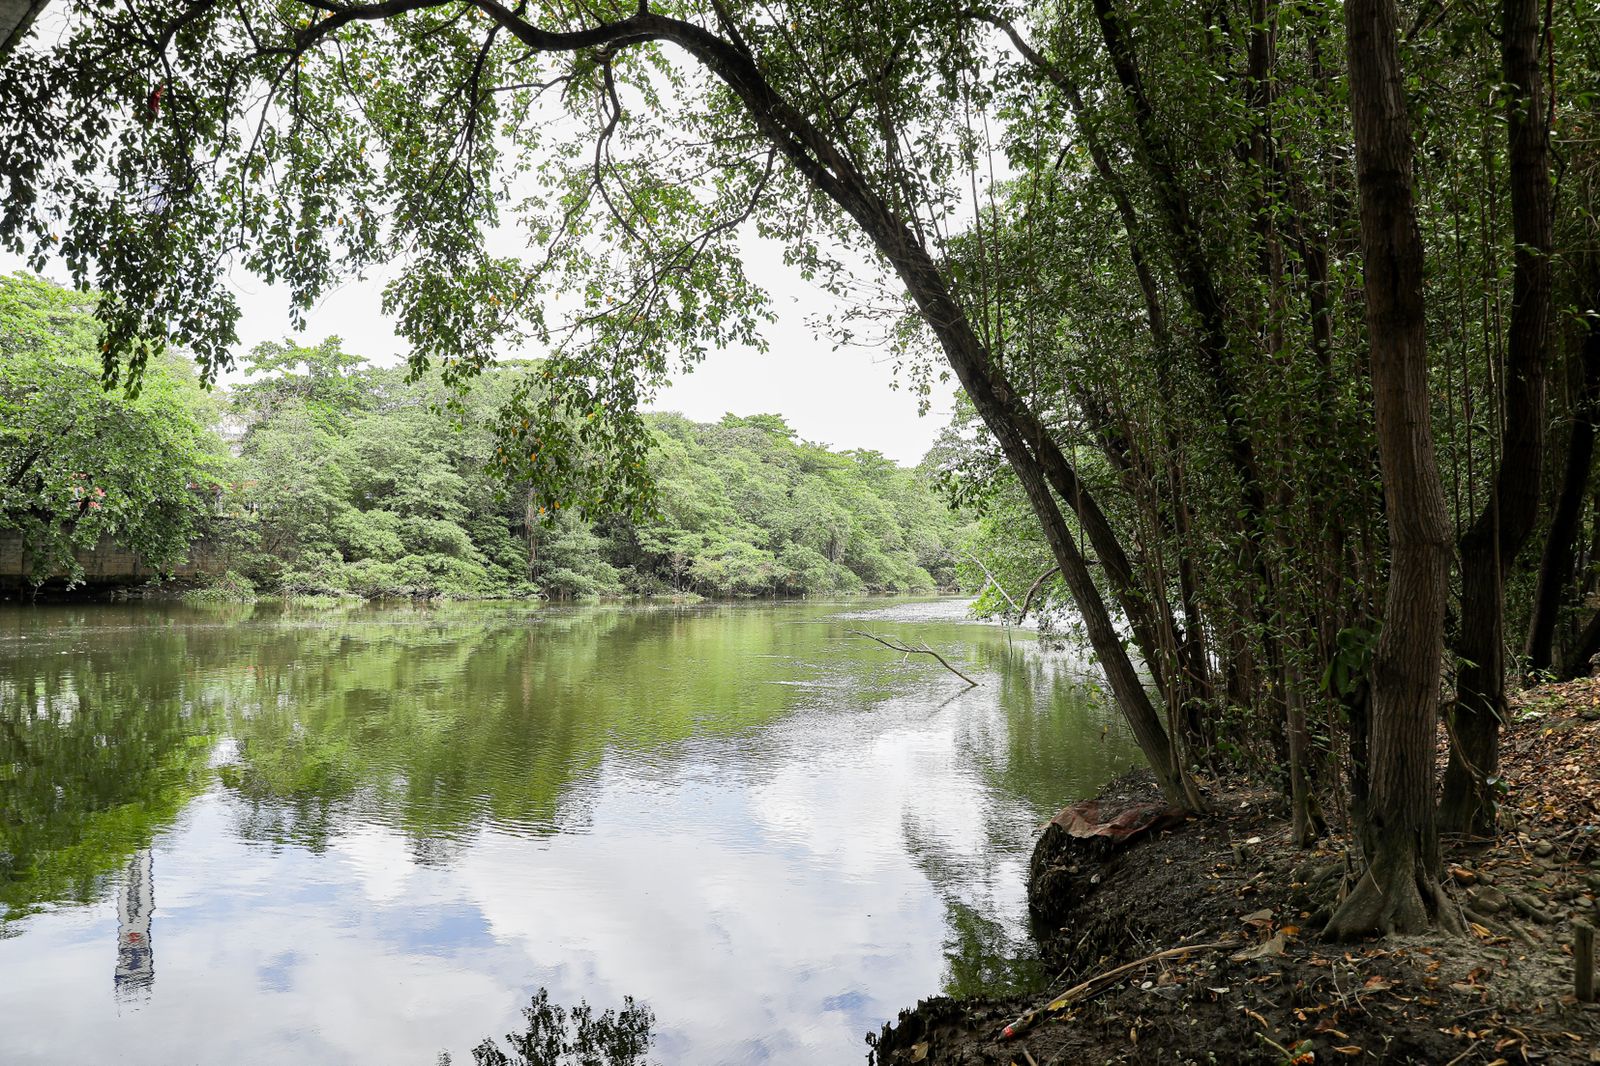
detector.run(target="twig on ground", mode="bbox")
[997,938,1235,1041]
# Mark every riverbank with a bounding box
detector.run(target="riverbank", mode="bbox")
[874,681,1600,1065]
[0,572,975,606]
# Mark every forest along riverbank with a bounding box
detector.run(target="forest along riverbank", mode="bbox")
[873,680,1600,1065]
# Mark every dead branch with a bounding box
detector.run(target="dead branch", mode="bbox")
[963,550,1020,614]
[998,939,1235,1040]
[847,629,978,687]
[1018,564,1061,625]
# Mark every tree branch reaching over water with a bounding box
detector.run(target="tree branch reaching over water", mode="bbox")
[847,629,978,687]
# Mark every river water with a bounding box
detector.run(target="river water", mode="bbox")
[0,598,1137,1064]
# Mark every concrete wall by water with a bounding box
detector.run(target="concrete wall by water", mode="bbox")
[0,533,228,587]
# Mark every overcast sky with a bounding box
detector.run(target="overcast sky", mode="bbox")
[5,241,955,465]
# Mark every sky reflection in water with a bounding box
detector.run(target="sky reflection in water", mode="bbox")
[0,599,1137,1064]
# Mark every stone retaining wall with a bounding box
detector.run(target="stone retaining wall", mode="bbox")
[0,533,228,587]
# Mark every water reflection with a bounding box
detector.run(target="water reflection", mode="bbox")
[114,849,154,1005]
[0,600,1138,1063]
[450,989,654,1066]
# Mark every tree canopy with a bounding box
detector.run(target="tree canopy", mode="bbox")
[1,276,967,598]
[222,338,966,599]
[0,271,226,583]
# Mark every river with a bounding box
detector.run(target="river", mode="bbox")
[0,597,1138,1064]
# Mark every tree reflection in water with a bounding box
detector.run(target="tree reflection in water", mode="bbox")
[439,989,654,1066]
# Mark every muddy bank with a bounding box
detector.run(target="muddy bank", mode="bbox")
[872,691,1600,1065]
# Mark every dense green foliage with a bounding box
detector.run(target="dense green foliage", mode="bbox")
[6,0,1600,932]
[0,273,228,583]
[226,342,964,598]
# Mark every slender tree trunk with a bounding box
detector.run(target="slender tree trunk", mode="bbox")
[990,14,1216,717]
[1564,605,1600,679]
[1284,659,1319,846]
[1326,0,1457,938]
[1092,0,1286,725]
[698,25,1202,809]
[1527,310,1600,672]
[525,493,540,578]
[1012,403,1178,694]
[1440,0,1554,836]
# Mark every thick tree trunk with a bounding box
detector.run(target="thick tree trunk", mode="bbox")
[1440,0,1553,836]
[0,0,49,58]
[1326,0,1456,938]
[1527,311,1600,672]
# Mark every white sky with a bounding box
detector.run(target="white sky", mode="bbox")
[4,241,955,465]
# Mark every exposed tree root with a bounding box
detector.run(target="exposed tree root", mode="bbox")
[1324,837,1463,940]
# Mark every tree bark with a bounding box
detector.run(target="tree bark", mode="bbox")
[1092,0,1286,727]
[1090,0,1265,525]
[1326,0,1456,937]
[987,12,1223,719]
[1440,0,1553,837]
[0,0,49,59]
[1285,663,1317,847]
[1564,606,1600,679]
[1527,308,1600,673]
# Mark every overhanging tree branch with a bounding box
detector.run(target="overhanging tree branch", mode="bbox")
[847,629,978,687]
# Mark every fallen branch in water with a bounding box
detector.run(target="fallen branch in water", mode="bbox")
[846,629,979,687]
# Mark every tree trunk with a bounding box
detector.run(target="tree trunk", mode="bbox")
[1093,0,1286,724]
[1527,309,1600,672]
[1285,662,1319,847]
[991,13,1217,718]
[0,0,49,58]
[1326,0,1456,938]
[1565,602,1600,677]
[525,493,540,578]
[1440,0,1554,837]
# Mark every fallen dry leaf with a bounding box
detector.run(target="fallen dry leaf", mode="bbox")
[1232,931,1288,962]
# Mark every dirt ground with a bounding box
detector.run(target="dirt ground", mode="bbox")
[870,682,1600,1065]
